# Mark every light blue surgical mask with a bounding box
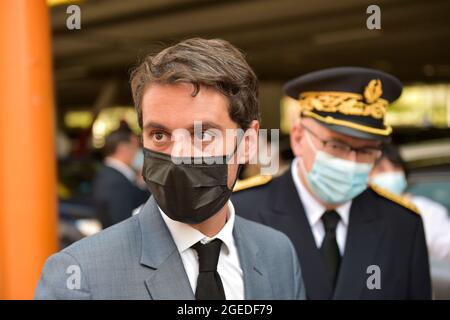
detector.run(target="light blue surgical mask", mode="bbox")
[300,131,373,205]
[370,172,407,196]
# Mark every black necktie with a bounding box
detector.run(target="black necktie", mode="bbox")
[192,239,226,300]
[320,210,341,288]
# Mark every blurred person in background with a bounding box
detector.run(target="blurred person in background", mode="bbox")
[233,67,432,299]
[92,128,149,229]
[370,144,450,261]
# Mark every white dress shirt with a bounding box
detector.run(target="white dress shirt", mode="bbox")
[159,201,244,299]
[411,195,450,261]
[291,158,352,255]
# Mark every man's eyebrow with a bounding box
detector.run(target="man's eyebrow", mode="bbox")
[143,120,223,132]
[143,121,171,132]
[325,135,350,145]
[359,143,382,149]
[189,121,223,132]
[330,137,381,149]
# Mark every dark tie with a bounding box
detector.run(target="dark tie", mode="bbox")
[320,210,341,288]
[192,239,226,300]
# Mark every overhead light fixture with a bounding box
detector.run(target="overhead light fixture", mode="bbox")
[47,0,83,7]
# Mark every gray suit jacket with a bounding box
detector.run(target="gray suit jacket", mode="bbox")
[35,197,305,299]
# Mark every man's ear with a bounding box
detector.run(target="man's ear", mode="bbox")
[237,120,259,165]
[290,118,303,157]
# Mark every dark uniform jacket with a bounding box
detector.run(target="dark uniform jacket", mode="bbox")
[93,165,149,229]
[232,168,432,300]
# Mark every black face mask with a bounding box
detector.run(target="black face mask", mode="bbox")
[142,148,240,224]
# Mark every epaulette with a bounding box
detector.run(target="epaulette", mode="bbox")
[233,175,272,192]
[369,184,420,215]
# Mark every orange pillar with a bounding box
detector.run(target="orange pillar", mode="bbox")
[0,0,58,299]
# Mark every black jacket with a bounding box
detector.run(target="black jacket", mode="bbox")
[232,169,432,299]
[92,165,149,229]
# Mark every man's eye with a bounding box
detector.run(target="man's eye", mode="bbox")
[196,130,215,142]
[152,131,168,143]
[359,148,375,155]
[329,142,347,151]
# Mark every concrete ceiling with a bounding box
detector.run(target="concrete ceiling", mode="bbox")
[50,0,450,111]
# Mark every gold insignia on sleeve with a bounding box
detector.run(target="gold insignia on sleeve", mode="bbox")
[369,183,420,215]
[233,175,272,192]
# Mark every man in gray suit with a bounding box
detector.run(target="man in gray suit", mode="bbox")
[35,38,305,300]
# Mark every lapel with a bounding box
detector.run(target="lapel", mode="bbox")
[138,197,195,300]
[233,216,274,299]
[332,189,385,299]
[266,171,333,299]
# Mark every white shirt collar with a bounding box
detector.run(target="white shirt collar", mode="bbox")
[104,157,136,183]
[291,157,351,227]
[159,200,236,254]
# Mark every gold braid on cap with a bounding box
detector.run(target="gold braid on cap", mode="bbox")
[298,79,387,119]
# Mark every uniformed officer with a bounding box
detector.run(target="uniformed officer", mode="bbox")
[232,67,432,299]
